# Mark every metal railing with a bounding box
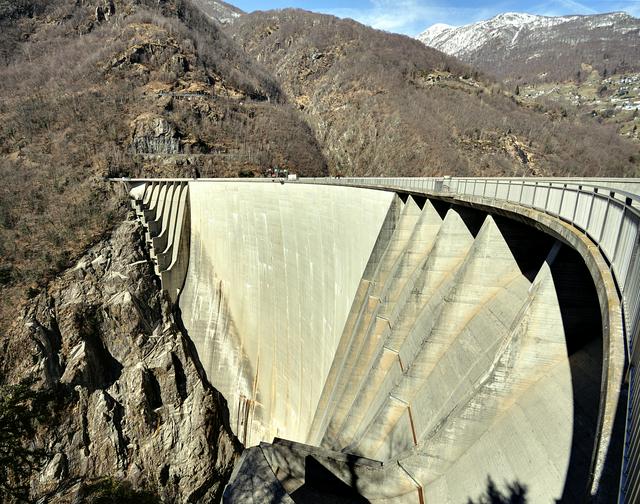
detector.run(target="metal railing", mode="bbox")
[303,176,639,347]
[116,175,640,501]
[301,175,640,503]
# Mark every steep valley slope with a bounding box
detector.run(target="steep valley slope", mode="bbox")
[229,9,639,179]
[418,12,640,144]
[0,1,639,502]
[0,0,327,337]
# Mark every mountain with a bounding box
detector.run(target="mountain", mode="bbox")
[190,0,243,24]
[0,0,327,337]
[418,12,640,82]
[0,1,639,502]
[230,8,639,178]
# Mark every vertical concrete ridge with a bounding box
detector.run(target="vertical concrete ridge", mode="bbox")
[139,182,151,206]
[328,199,443,447]
[130,181,190,301]
[385,207,475,352]
[158,183,185,257]
[379,199,444,318]
[140,182,159,218]
[305,278,373,445]
[144,183,167,237]
[401,258,573,503]
[152,182,181,254]
[363,196,406,280]
[393,214,521,375]
[398,275,531,450]
[149,182,175,239]
[328,315,393,448]
[351,271,528,461]
[321,199,426,448]
[369,196,423,297]
[157,183,189,273]
[160,189,190,301]
[349,215,530,459]
[333,201,444,447]
[322,207,475,452]
[307,195,405,445]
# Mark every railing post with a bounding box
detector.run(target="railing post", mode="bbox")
[585,188,597,235]
[558,184,566,218]
[544,183,552,214]
[518,181,524,204]
[611,205,627,274]
[572,186,580,225]
[599,194,613,246]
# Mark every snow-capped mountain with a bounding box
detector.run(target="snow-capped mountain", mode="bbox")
[419,12,579,57]
[191,0,243,24]
[418,12,640,82]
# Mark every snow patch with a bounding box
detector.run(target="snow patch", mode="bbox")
[417,11,633,57]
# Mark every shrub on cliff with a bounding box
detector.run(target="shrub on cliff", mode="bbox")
[0,381,50,503]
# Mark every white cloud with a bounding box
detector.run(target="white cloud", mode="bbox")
[319,0,500,35]
[316,0,640,36]
[610,1,640,17]
[531,0,640,16]
[556,0,598,13]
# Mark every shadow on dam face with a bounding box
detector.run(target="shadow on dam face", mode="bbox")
[551,246,603,503]
[492,216,603,502]
[142,182,607,502]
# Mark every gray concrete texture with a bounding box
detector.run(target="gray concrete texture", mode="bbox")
[130,181,608,503]
[180,182,395,447]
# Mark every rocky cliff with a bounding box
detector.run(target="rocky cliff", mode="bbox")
[0,215,241,503]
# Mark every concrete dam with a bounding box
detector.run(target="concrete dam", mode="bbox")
[124,177,640,503]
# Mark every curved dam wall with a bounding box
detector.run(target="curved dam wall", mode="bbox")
[178,182,396,446]
[129,180,610,503]
[304,197,601,503]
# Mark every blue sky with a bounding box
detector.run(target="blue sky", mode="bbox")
[230,0,640,36]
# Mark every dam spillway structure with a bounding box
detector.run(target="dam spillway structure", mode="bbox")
[121,176,640,503]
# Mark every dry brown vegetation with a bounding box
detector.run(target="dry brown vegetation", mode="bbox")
[0,0,327,333]
[230,9,640,179]
[1,1,639,336]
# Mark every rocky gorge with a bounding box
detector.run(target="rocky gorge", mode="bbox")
[1,214,240,503]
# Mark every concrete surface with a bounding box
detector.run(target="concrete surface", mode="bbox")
[179,182,395,447]
[128,180,620,503]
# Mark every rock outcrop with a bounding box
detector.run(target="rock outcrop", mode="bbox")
[132,114,182,155]
[2,217,241,503]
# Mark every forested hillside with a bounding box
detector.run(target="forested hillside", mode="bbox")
[230,9,639,179]
[0,0,327,333]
